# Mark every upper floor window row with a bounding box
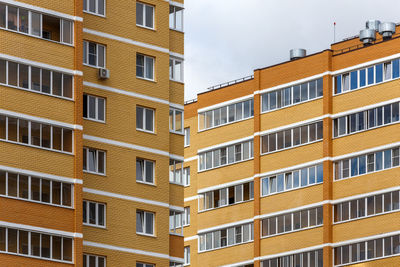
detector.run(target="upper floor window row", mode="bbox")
[136,2,154,29]
[198,181,254,212]
[199,223,254,252]
[334,59,400,94]
[0,59,73,99]
[199,140,254,171]
[0,4,73,44]
[0,115,73,153]
[334,146,399,181]
[169,5,183,31]
[261,164,323,197]
[83,0,105,16]
[334,190,400,224]
[84,254,106,267]
[262,249,323,267]
[0,170,72,207]
[199,99,254,131]
[83,41,106,68]
[262,78,323,113]
[261,121,323,154]
[333,102,399,138]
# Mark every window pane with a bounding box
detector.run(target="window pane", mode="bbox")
[8,61,18,86]
[376,64,383,83]
[0,4,5,28]
[41,234,50,258]
[136,3,143,25]
[136,107,144,129]
[97,45,105,67]
[41,179,50,202]
[52,72,62,96]
[175,110,182,132]
[145,56,154,80]
[63,238,72,261]
[52,236,62,260]
[19,64,29,89]
[7,6,17,30]
[97,98,105,121]
[52,181,61,205]
[145,5,153,28]
[42,69,51,93]
[62,20,72,44]
[31,232,40,256]
[62,183,72,206]
[145,108,153,131]
[350,71,358,89]
[63,74,73,98]
[145,212,154,234]
[145,161,154,183]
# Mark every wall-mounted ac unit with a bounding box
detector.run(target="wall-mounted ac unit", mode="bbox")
[98,68,110,79]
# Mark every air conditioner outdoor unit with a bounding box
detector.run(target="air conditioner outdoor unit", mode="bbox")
[98,68,110,79]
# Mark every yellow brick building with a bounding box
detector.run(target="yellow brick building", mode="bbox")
[183,22,400,266]
[0,0,184,266]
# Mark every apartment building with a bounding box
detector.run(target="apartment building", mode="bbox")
[183,21,400,266]
[0,0,184,266]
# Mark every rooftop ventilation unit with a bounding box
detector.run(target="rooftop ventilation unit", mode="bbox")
[359,29,376,45]
[379,22,396,39]
[290,49,306,60]
[366,20,381,31]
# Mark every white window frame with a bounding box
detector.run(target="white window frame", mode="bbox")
[83,254,106,267]
[136,54,155,81]
[136,210,155,236]
[136,262,154,267]
[136,158,155,185]
[83,147,106,175]
[169,108,184,134]
[183,207,190,226]
[169,159,183,185]
[83,0,106,17]
[184,128,190,147]
[169,209,183,235]
[136,2,154,30]
[83,94,106,123]
[83,200,106,228]
[184,246,190,265]
[136,106,155,133]
[169,5,184,31]
[169,57,184,82]
[183,167,190,186]
[83,40,106,68]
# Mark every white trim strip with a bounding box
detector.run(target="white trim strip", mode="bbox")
[0,53,83,76]
[0,220,82,238]
[198,176,254,194]
[0,164,82,184]
[197,135,253,154]
[184,235,198,242]
[169,0,184,8]
[184,195,198,202]
[255,200,329,220]
[170,205,184,212]
[332,230,400,247]
[170,154,184,161]
[169,51,184,60]
[256,71,330,95]
[331,185,400,204]
[83,241,170,259]
[220,259,254,267]
[256,243,328,261]
[331,141,400,161]
[0,109,83,130]
[184,155,198,163]
[197,94,254,113]
[170,256,184,263]
[83,28,169,54]
[169,102,184,110]
[1,0,83,21]
[198,218,253,234]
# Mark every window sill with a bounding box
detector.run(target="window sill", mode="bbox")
[136,76,156,83]
[83,223,106,229]
[83,10,106,18]
[0,139,74,155]
[136,128,156,135]
[136,180,156,187]
[0,195,74,210]
[136,232,156,238]
[84,117,106,124]
[136,24,156,31]
[83,170,106,177]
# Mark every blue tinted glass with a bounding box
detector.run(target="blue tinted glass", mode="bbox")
[393,59,400,78]
[335,76,342,94]
[351,157,358,176]
[392,103,399,122]
[375,151,383,171]
[277,174,284,192]
[308,167,316,184]
[359,69,366,87]
[359,156,366,175]
[316,78,323,97]
[375,64,383,83]
[301,168,308,186]
[293,171,300,188]
[262,94,269,112]
[293,85,300,103]
[269,91,277,110]
[368,67,374,85]
[377,107,383,125]
[350,71,358,90]
[316,164,323,183]
[262,178,269,195]
[384,149,392,169]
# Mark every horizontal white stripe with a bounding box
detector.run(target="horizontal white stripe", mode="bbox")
[332,185,400,204]
[0,164,82,184]
[169,256,184,263]
[170,205,184,212]
[332,230,400,247]
[83,28,169,54]
[0,109,83,130]
[184,195,198,202]
[331,141,400,161]
[83,241,170,259]
[257,243,328,261]
[170,154,184,161]
[169,102,184,110]
[197,94,254,113]
[197,135,253,154]
[220,259,254,267]
[169,0,184,8]
[1,0,83,21]
[0,53,83,76]
[256,114,328,136]
[255,200,329,220]
[169,51,184,59]
[256,71,330,95]
[0,220,82,238]
[198,218,253,234]
[184,235,198,242]
[198,176,254,194]
[83,188,183,211]
[184,155,197,163]
[331,97,400,118]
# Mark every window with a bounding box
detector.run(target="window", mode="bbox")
[261,206,323,238]
[83,0,105,16]
[83,41,106,68]
[0,115,73,152]
[83,200,106,227]
[184,246,190,265]
[0,4,73,44]
[0,226,73,262]
[137,263,154,267]
[169,210,183,235]
[170,159,183,185]
[184,128,190,147]
[136,158,155,184]
[0,59,73,98]
[261,121,323,154]
[169,5,183,31]
[169,108,183,134]
[199,223,253,252]
[262,78,322,112]
[183,207,190,226]
[136,54,154,80]
[262,249,323,267]
[83,147,106,175]
[136,210,154,235]
[199,99,254,131]
[170,262,184,267]
[334,146,399,181]
[183,167,190,186]
[84,254,106,267]
[136,2,154,29]
[0,170,72,207]
[170,57,184,82]
[136,106,154,132]
[199,140,253,171]
[83,94,105,122]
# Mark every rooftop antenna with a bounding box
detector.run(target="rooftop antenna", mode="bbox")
[334,22,336,43]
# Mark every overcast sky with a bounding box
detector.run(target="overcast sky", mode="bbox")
[183,0,400,101]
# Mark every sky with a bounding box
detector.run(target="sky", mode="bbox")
[183,0,400,101]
